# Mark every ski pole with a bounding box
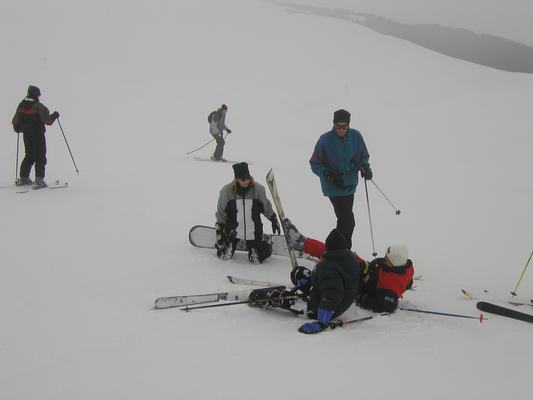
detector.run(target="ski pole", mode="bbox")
[181,294,300,312]
[364,179,378,257]
[400,307,486,323]
[369,179,401,215]
[511,250,533,297]
[185,132,230,155]
[57,118,79,175]
[329,313,390,329]
[15,133,20,182]
[353,160,401,215]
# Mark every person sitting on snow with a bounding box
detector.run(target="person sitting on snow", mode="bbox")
[283,218,414,313]
[248,228,360,334]
[215,162,281,264]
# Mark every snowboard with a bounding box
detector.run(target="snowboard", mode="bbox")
[189,225,315,260]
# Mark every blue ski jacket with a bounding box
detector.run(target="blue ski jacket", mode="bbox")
[309,128,370,197]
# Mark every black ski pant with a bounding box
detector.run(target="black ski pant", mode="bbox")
[329,194,355,249]
[213,134,225,160]
[20,131,47,179]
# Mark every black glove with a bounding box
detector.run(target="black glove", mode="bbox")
[215,223,235,246]
[324,170,344,188]
[360,164,373,180]
[290,266,312,295]
[226,128,232,134]
[52,111,60,119]
[13,124,22,133]
[270,214,281,235]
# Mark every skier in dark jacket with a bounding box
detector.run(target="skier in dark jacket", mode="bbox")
[215,162,280,264]
[248,228,361,334]
[295,228,361,334]
[309,109,371,248]
[12,85,59,188]
[283,218,414,314]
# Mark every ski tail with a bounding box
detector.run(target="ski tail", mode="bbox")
[476,301,533,323]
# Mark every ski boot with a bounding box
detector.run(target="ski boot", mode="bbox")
[282,218,306,252]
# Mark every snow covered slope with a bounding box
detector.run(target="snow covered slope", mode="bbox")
[1,1,532,399]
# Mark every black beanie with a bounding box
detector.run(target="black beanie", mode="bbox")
[233,162,251,180]
[333,109,350,124]
[27,85,41,98]
[221,104,228,110]
[325,229,349,251]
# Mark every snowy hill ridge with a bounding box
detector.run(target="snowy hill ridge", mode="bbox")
[1,1,532,399]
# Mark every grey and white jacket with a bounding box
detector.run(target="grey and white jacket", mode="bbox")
[216,180,276,241]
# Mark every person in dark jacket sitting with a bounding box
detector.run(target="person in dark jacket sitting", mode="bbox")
[295,228,361,334]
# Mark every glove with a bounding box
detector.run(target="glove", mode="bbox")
[215,223,235,245]
[13,124,22,133]
[298,308,333,334]
[290,266,312,295]
[270,214,281,235]
[324,170,344,188]
[226,128,232,134]
[215,223,227,247]
[52,111,60,119]
[360,164,373,180]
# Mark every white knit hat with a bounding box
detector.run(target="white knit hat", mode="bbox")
[385,245,408,267]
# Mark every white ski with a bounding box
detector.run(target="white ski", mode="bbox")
[265,169,298,269]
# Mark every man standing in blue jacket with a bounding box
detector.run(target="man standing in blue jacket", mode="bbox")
[309,109,372,249]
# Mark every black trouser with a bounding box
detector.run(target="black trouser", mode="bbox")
[329,194,355,249]
[20,131,47,178]
[213,134,225,159]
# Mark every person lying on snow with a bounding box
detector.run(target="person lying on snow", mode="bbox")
[248,228,360,334]
[283,218,415,314]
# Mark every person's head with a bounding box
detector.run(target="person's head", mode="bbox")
[332,109,350,137]
[221,104,228,114]
[27,85,41,99]
[325,228,349,251]
[384,245,408,267]
[232,162,252,187]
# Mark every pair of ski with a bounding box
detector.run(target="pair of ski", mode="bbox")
[16,180,69,194]
[155,273,424,310]
[154,278,381,329]
[154,276,289,309]
[461,289,533,324]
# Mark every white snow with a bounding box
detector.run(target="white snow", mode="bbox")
[1,1,532,399]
